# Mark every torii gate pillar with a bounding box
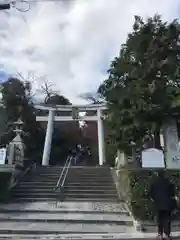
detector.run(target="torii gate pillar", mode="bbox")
[97,109,105,165]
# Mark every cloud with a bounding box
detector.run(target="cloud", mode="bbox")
[0,0,180,103]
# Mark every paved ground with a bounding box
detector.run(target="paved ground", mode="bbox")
[0,232,179,240]
[142,220,180,233]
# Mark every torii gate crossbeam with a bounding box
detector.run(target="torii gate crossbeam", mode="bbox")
[35,104,106,166]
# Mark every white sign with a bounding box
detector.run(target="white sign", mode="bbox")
[142,148,165,168]
[163,120,180,169]
[0,148,7,164]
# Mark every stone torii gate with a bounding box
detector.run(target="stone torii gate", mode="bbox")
[35,103,107,166]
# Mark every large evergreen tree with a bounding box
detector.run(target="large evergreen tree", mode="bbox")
[99,15,180,154]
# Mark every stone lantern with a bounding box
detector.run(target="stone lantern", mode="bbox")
[7,105,25,165]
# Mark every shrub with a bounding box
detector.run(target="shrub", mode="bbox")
[118,169,180,221]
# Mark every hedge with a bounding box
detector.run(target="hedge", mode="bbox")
[0,172,12,202]
[118,169,180,221]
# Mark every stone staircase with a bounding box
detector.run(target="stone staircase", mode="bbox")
[63,166,118,201]
[0,165,144,239]
[10,165,62,202]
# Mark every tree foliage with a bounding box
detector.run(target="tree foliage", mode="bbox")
[79,91,104,104]
[99,15,180,154]
[0,78,44,153]
[45,94,71,105]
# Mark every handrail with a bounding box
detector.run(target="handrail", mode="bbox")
[54,155,71,191]
[61,156,72,188]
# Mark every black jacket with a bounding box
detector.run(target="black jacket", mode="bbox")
[150,176,175,211]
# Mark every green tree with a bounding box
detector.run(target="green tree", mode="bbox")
[45,94,71,105]
[99,15,180,154]
[0,78,44,154]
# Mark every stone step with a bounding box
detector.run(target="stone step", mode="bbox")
[66,183,115,186]
[65,183,115,187]
[28,176,58,179]
[64,185,116,190]
[63,191,117,196]
[0,212,133,224]
[68,171,111,174]
[66,179,115,186]
[18,183,115,188]
[0,209,129,215]
[0,221,135,234]
[10,198,58,202]
[34,168,63,171]
[36,167,63,169]
[13,192,117,199]
[0,233,165,240]
[11,198,119,203]
[36,166,64,170]
[12,189,55,193]
[26,178,59,181]
[67,172,111,175]
[63,189,117,194]
[19,182,56,185]
[68,166,109,169]
[16,185,115,190]
[23,178,58,181]
[32,173,61,176]
[63,198,119,202]
[13,189,117,194]
[34,169,63,173]
[68,172,111,175]
[12,193,58,197]
[20,180,57,184]
[29,174,61,178]
[67,173,112,176]
[0,201,129,213]
[66,178,114,182]
[62,192,117,197]
[67,175,113,179]
[17,184,56,188]
[17,185,57,189]
[68,170,110,172]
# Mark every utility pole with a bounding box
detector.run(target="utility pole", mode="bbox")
[0,3,11,10]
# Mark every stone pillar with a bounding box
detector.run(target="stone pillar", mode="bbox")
[97,109,105,165]
[42,110,55,166]
[8,143,14,165]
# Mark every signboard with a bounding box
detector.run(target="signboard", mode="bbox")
[163,120,180,169]
[142,148,165,168]
[0,148,7,164]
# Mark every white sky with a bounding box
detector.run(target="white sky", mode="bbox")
[0,0,180,103]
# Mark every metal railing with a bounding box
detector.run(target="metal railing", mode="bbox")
[54,155,74,195]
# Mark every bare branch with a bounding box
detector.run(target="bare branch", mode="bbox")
[37,78,61,104]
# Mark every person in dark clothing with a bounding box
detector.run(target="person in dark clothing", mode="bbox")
[150,170,176,240]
